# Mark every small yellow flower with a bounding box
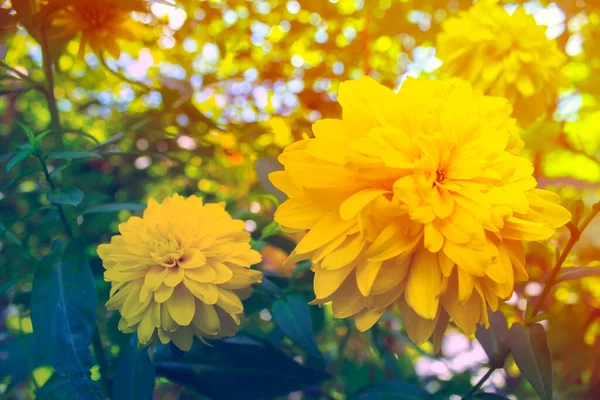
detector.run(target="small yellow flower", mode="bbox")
[98,195,263,351]
[50,0,145,58]
[270,76,570,344]
[436,0,567,124]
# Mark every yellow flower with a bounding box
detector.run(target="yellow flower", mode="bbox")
[270,76,570,344]
[98,195,263,351]
[50,0,145,58]
[436,0,567,124]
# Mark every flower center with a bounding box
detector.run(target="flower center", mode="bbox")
[435,170,445,183]
[149,235,183,267]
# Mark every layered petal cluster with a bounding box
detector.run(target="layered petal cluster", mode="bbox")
[98,195,262,351]
[436,0,567,124]
[51,0,145,58]
[270,76,571,344]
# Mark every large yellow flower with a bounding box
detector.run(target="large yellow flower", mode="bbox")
[270,77,570,344]
[98,195,263,351]
[50,0,145,58]
[436,0,567,124]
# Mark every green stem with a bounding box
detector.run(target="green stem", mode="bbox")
[462,367,496,399]
[39,23,62,138]
[92,329,110,395]
[37,154,74,240]
[530,207,599,318]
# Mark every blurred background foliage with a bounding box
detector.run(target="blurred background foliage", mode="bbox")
[0,0,599,399]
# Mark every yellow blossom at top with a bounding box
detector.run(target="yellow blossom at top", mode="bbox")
[50,0,146,58]
[270,76,571,344]
[436,0,567,124]
[98,195,263,351]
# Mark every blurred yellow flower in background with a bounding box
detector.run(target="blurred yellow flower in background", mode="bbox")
[98,195,263,351]
[50,0,146,58]
[436,0,567,124]
[270,76,571,344]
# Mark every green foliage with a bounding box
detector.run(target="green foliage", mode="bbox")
[348,380,433,400]
[272,293,322,358]
[153,334,329,400]
[30,241,103,399]
[112,346,156,400]
[508,323,554,400]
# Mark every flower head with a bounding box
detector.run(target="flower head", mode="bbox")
[270,76,570,344]
[51,0,145,58]
[98,195,263,351]
[436,0,567,124]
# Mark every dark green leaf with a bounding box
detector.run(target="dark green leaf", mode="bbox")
[47,188,84,207]
[7,148,34,173]
[46,151,102,160]
[349,380,433,400]
[113,347,156,400]
[37,374,77,400]
[508,323,553,400]
[154,334,328,400]
[16,122,36,145]
[259,220,281,240]
[81,202,146,215]
[256,276,282,298]
[250,239,265,251]
[30,241,103,400]
[557,266,600,282]
[473,393,511,400]
[291,260,311,280]
[476,310,509,367]
[35,129,54,144]
[0,334,42,389]
[272,294,321,357]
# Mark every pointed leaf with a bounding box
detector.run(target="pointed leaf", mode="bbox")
[153,334,328,400]
[17,122,36,145]
[113,347,156,400]
[255,276,282,298]
[508,323,553,400]
[30,241,103,399]
[476,310,510,367]
[272,294,321,357]
[349,380,433,400]
[259,220,281,240]
[47,188,84,207]
[7,148,34,173]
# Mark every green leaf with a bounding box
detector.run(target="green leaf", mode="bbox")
[0,334,42,389]
[291,260,311,280]
[30,241,104,400]
[37,374,77,400]
[7,147,34,173]
[113,347,156,400]
[557,266,600,282]
[35,129,54,144]
[81,202,146,215]
[45,151,102,160]
[256,276,283,298]
[272,294,321,358]
[259,220,281,240]
[475,310,510,368]
[473,393,511,400]
[508,323,553,400]
[47,188,84,207]
[349,380,433,400]
[17,121,36,145]
[154,334,328,400]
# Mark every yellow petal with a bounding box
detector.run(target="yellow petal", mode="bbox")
[216,288,244,315]
[398,299,438,344]
[339,189,390,221]
[154,284,174,303]
[171,326,194,351]
[406,250,442,320]
[185,265,217,283]
[167,286,195,326]
[164,267,185,287]
[354,308,385,332]
[356,260,383,297]
[178,249,207,269]
[183,278,219,304]
[192,301,220,335]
